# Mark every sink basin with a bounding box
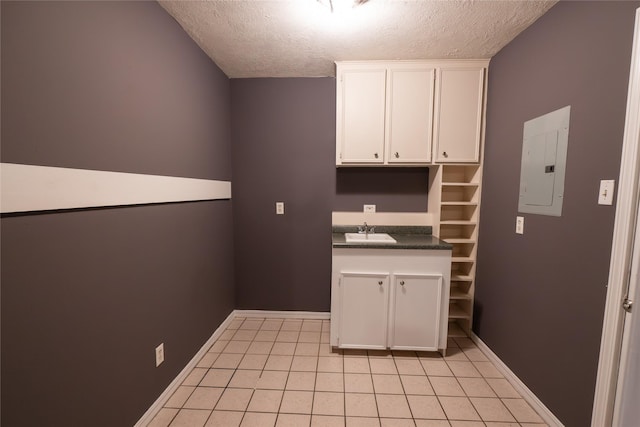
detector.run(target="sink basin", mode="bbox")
[345,233,397,244]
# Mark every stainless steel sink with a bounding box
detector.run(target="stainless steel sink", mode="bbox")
[345,233,397,244]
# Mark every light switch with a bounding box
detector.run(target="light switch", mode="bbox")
[598,180,615,205]
[276,202,285,215]
[516,216,524,235]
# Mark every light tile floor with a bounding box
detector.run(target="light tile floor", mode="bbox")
[148,317,547,427]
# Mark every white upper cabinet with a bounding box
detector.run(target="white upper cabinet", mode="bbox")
[433,66,485,163]
[336,60,487,166]
[387,68,435,163]
[336,62,435,165]
[337,68,387,163]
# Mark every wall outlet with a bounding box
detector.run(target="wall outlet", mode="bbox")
[516,216,524,235]
[363,204,376,213]
[276,202,285,215]
[155,343,164,367]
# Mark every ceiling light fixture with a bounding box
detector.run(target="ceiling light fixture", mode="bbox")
[317,0,369,14]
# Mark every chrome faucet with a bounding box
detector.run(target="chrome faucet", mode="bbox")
[357,222,375,235]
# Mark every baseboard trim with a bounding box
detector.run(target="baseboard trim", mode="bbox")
[134,311,236,427]
[470,332,564,427]
[234,310,331,320]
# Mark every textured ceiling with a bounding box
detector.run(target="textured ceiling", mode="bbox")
[159,0,557,78]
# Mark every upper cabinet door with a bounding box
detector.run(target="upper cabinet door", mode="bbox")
[337,69,387,164]
[434,67,485,163]
[387,68,435,163]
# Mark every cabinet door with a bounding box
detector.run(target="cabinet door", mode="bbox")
[337,69,387,164]
[339,273,389,349]
[389,274,443,351]
[434,67,484,163]
[387,68,435,163]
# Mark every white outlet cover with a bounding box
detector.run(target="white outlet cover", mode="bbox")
[516,216,524,235]
[155,343,164,367]
[364,204,376,213]
[276,202,285,215]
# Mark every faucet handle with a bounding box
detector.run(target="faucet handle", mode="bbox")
[369,226,375,233]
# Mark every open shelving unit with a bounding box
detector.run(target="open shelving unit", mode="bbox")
[438,164,482,337]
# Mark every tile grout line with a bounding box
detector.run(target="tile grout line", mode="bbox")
[155,315,547,427]
[197,316,245,427]
[390,353,408,423]
[239,316,265,425]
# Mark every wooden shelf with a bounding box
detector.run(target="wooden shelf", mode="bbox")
[451,274,473,282]
[442,182,479,187]
[440,201,478,206]
[441,204,478,222]
[441,185,479,204]
[449,304,471,319]
[441,165,481,185]
[450,289,472,300]
[445,239,475,244]
[451,263,474,277]
[447,321,468,338]
[452,257,475,263]
[440,224,477,240]
[440,220,477,225]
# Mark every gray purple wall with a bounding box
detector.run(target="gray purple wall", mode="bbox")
[231,78,335,311]
[7,1,631,425]
[230,78,429,311]
[475,2,640,425]
[1,2,234,426]
[335,167,429,212]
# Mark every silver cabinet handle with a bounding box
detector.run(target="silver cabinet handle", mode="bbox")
[378,281,383,286]
[443,151,448,158]
[400,280,405,286]
[394,152,399,158]
[374,153,379,159]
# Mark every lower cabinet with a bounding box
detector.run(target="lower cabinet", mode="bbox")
[330,248,451,354]
[389,274,443,351]
[339,273,390,349]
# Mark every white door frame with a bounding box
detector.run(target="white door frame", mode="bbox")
[592,7,640,426]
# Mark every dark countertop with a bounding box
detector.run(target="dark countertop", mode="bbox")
[332,225,453,250]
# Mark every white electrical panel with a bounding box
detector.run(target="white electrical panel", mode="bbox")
[518,106,570,217]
